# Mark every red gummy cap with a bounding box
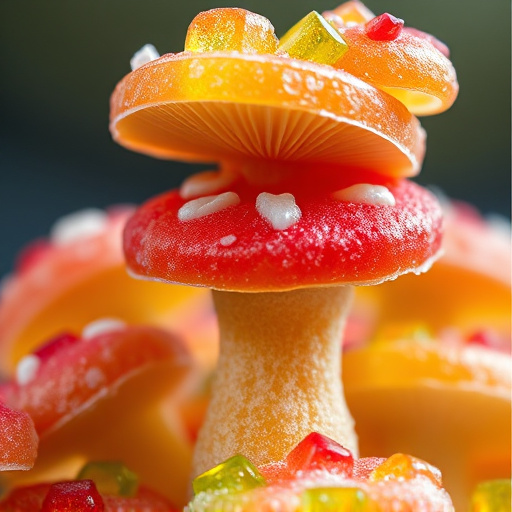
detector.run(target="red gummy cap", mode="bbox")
[124,179,443,292]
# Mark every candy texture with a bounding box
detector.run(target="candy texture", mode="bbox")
[0,326,194,506]
[365,13,404,41]
[279,11,349,65]
[187,434,455,512]
[0,207,205,376]
[0,401,38,471]
[41,480,104,511]
[110,53,425,177]
[124,179,443,292]
[0,480,178,512]
[185,8,278,54]
[301,487,369,512]
[193,455,266,495]
[333,24,458,115]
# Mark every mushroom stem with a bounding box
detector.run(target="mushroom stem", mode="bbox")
[192,286,357,477]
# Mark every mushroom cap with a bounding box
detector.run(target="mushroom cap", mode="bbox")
[343,339,511,510]
[0,207,206,376]
[124,178,443,292]
[0,325,195,505]
[329,22,458,116]
[110,52,425,178]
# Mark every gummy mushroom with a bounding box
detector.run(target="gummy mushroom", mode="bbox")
[0,322,194,505]
[111,5,453,477]
[0,207,212,377]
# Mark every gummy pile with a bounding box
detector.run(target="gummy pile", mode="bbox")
[0,2,510,512]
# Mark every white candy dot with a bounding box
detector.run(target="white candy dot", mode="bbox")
[256,192,302,230]
[178,192,240,222]
[50,208,108,246]
[16,355,40,386]
[180,170,237,200]
[82,318,126,340]
[220,235,237,246]
[333,184,396,206]
[130,44,160,71]
[85,367,105,389]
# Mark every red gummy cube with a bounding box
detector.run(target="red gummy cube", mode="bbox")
[365,13,404,41]
[286,432,354,476]
[41,480,104,512]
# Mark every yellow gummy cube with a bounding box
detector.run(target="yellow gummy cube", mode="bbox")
[278,11,349,65]
[302,487,371,512]
[471,480,512,512]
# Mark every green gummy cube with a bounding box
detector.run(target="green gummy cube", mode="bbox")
[76,461,139,497]
[192,454,266,495]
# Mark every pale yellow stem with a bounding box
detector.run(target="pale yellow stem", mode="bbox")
[192,286,357,477]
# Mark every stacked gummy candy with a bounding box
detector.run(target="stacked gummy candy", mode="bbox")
[0,2,510,512]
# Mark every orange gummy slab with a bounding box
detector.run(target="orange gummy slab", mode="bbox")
[110,52,425,178]
[335,25,458,116]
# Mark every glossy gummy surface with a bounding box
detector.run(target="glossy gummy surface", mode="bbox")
[192,455,266,495]
[185,8,278,54]
[124,179,443,292]
[76,461,139,497]
[278,11,349,65]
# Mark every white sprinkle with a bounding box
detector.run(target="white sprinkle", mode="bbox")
[82,318,126,340]
[180,169,237,200]
[333,184,396,206]
[50,208,108,246]
[256,192,302,230]
[16,355,40,386]
[178,192,240,222]
[130,44,160,71]
[84,367,105,389]
[220,235,237,246]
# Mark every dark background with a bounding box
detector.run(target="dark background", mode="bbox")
[1,0,510,277]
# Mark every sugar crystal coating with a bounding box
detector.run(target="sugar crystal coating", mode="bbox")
[301,487,370,512]
[279,11,349,65]
[192,454,266,495]
[41,480,104,512]
[185,8,278,54]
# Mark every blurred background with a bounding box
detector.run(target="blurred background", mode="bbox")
[0,0,510,277]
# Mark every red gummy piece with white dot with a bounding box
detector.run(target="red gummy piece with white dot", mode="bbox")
[366,13,404,41]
